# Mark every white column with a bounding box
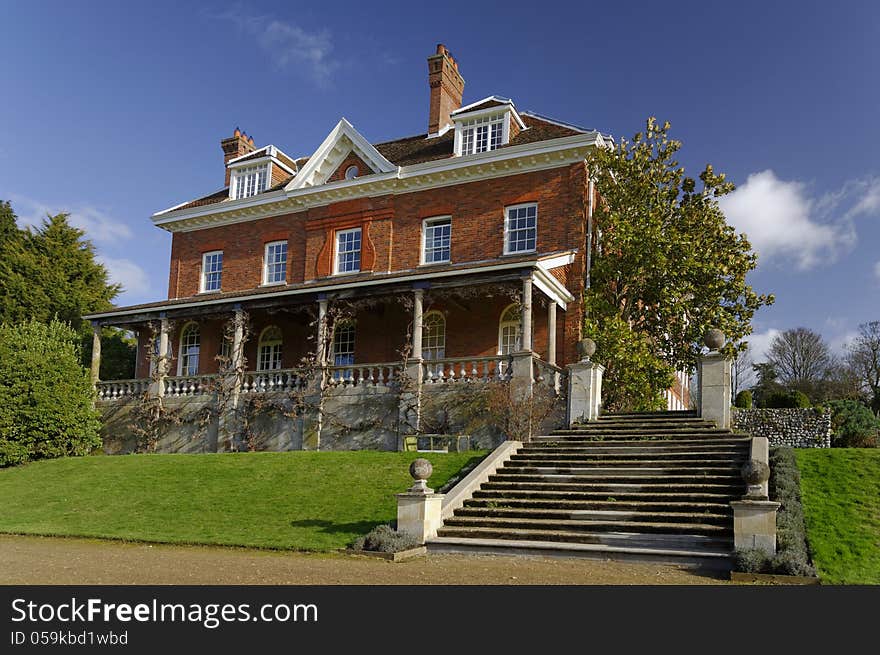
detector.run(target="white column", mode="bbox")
[316,298,329,366]
[153,317,170,398]
[230,308,245,405]
[90,323,101,385]
[412,288,424,360]
[566,360,604,424]
[547,301,557,366]
[521,274,533,352]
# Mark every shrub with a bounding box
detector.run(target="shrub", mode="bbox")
[0,320,101,467]
[734,390,753,409]
[827,399,880,448]
[734,547,771,573]
[764,390,811,409]
[350,524,421,553]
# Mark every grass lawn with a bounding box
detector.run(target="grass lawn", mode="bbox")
[795,448,880,585]
[0,451,485,552]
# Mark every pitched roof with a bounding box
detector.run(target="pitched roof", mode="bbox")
[161,114,595,213]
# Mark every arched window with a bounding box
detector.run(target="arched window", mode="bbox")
[498,304,522,355]
[422,311,446,361]
[257,326,283,371]
[178,322,200,376]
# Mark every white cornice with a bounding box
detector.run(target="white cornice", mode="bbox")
[152,132,600,232]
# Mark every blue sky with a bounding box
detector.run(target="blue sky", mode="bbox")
[1,1,878,362]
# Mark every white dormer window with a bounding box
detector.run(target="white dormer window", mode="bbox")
[456,113,507,156]
[232,164,269,199]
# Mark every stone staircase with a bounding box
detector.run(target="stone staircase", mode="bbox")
[428,410,749,566]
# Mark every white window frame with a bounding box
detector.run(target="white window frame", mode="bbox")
[262,240,288,285]
[200,250,223,293]
[497,304,522,356]
[178,322,201,376]
[231,163,270,200]
[421,216,452,265]
[454,110,510,156]
[257,325,283,371]
[334,227,362,275]
[503,203,538,255]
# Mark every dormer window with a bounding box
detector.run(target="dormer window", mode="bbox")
[231,164,269,200]
[458,114,505,155]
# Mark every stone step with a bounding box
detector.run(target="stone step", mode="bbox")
[566,421,719,431]
[522,443,748,454]
[490,471,742,483]
[440,516,731,537]
[472,488,740,503]
[599,411,698,419]
[550,429,741,438]
[506,457,746,467]
[426,536,732,566]
[464,497,733,513]
[532,431,751,444]
[481,480,744,493]
[452,506,732,525]
[531,436,750,446]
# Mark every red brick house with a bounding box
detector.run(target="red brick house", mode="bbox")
[87,44,689,451]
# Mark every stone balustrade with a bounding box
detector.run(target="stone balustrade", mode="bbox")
[241,369,307,394]
[325,362,399,388]
[164,375,217,397]
[422,356,511,383]
[96,379,150,401]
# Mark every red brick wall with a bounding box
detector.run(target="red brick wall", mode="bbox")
[327,152,373,183]
[163,163,590,366]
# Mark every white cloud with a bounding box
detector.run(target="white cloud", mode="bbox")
[844,177,880,219]
[97,256,152,297]
[719,170,855,270]
[217,10,337,85]
[8,193,132,245]
[744,328,782,363]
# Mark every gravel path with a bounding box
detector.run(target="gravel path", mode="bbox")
[0,535,728,585]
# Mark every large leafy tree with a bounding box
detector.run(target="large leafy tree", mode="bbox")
[0,202,133,378]
[585,118,773,410]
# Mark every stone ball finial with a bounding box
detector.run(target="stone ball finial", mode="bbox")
[741,459,770,499]
[704,329,725,351]
[408,458,434,494]
[410,458,433,481]
[577,338,597,361]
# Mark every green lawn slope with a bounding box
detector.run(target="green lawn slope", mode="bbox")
[0,451,484,552]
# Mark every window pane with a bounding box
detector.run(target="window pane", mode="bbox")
[423,219,451,263]
[203,252,223,291]
[336,229,362,273]
[505,205,537,253]
[180,325,200,375]
[265,241,287,283]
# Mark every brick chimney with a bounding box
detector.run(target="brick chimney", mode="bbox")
[427,44,465,135]
[220,127,256,186]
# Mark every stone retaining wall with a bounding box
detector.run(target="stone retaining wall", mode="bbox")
[732,408,831,448]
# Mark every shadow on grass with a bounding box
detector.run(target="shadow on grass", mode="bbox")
[288,519,379,536]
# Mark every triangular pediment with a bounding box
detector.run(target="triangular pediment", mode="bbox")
[286,118,397,190]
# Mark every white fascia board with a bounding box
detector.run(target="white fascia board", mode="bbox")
[533,267,574,309]
[225,146,270,165]
[151,189,288,224]
[286,118,396,191]
[451,95,512,115]
[227,154,297,177]
[537,251,577,270]
[85,258,542,321]
[452,98,527,130]
[153,132,600,228]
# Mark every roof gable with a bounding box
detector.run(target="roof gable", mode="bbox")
[286,118,396,190]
